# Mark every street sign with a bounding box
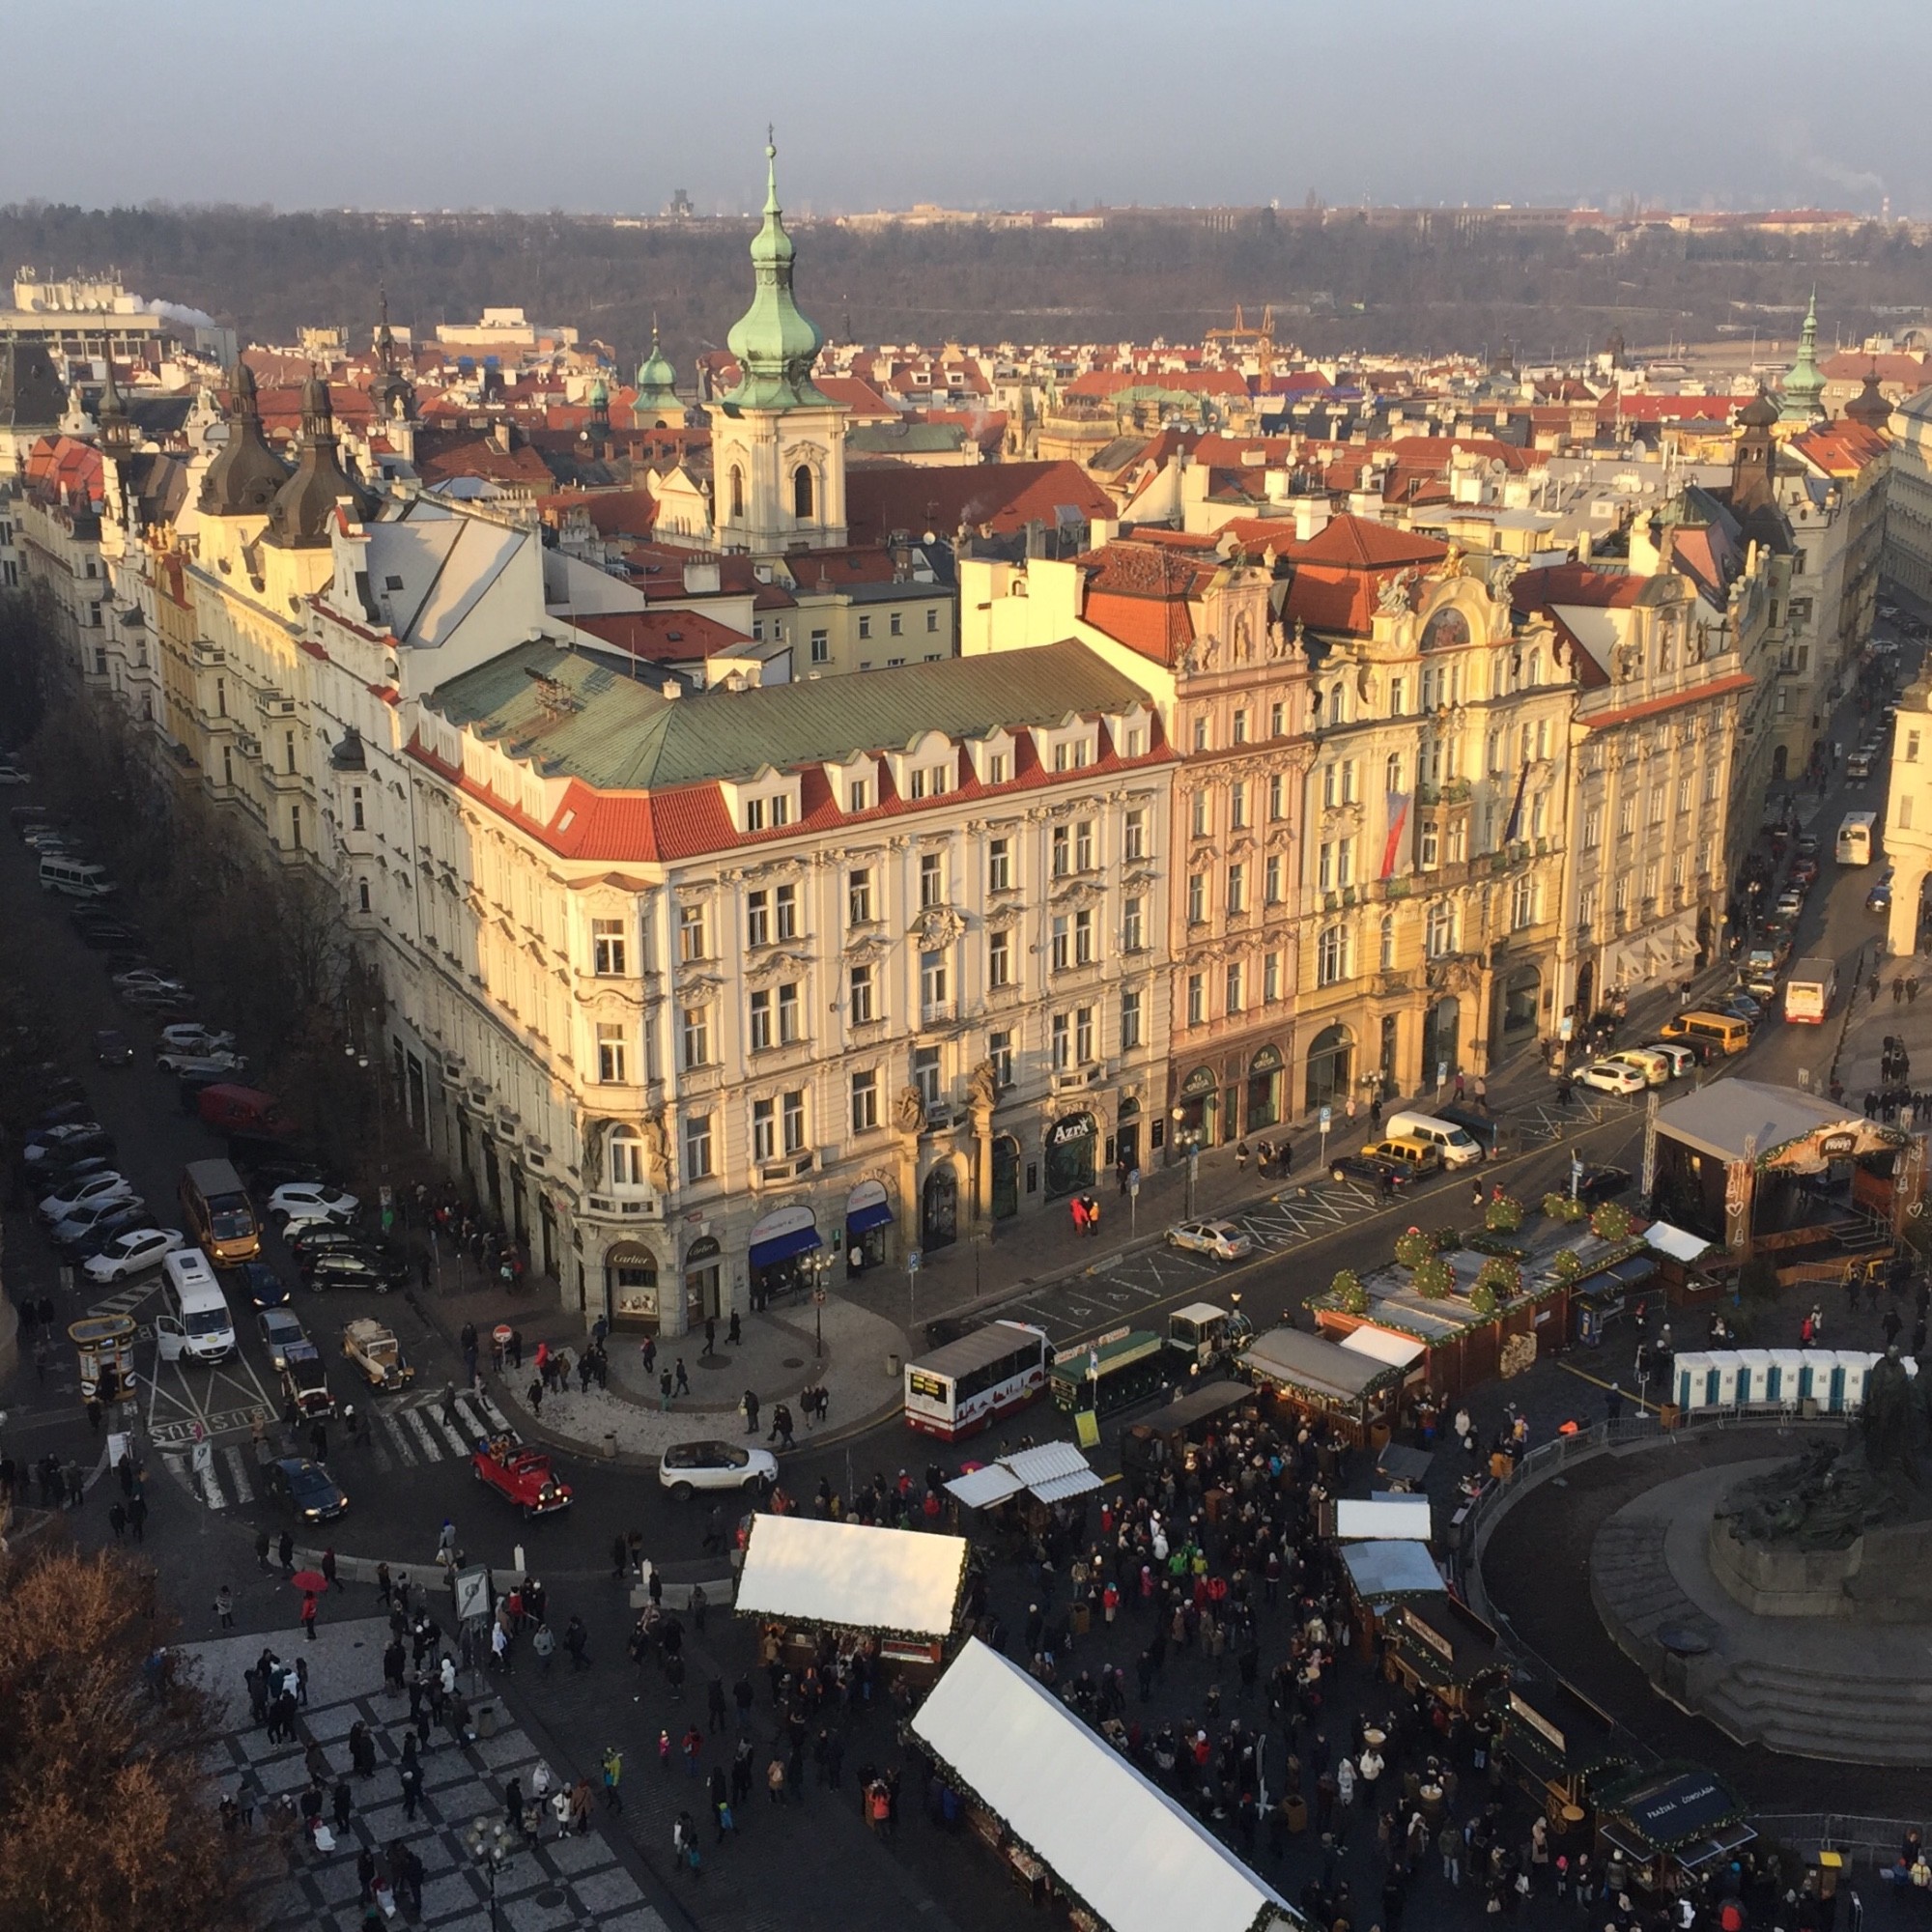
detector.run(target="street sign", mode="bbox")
[453,1565,492,1624]
[1435,1060,1449,1092]
[906,1250,922,1274]
[1318,1106,1332,1132]
[812,1287,826,1305]
[1127,1168,1142,1196]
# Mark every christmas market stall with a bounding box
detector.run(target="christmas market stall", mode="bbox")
[1120,1378,1257,1487]
[1383,1597,1506,1715]
[912,1635,1304,1932]
[1236,1326,1401,1446]
[735,1514,970,1688]
[1338,1537,1447,1663]
[1593,1764,1755,1901]
[1496,1669,1631,1826]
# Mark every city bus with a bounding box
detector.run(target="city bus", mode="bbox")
[903,1320,1050,1438]
[179,1156,260,1264]
[1836,811,1876,866]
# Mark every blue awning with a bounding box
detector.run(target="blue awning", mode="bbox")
[750,1224,822,1269]
[846,1200,895,1236]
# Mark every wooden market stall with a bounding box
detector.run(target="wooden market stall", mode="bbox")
[1592,1765,1756,1902]
[1338,1537,1447,1663]
[1120,1378,1257,1487]
[1497,1670,1631,1830]
[735,1514,970,1687]
[912,1635,1302,1932]
[1386,1597,1508,1715]
[1236,1326,1400,1446]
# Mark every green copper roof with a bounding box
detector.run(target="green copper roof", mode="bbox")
[1780,287,1827,421]
[635,323,680,407]
[723,140,830,412]
[426,638,1156,791]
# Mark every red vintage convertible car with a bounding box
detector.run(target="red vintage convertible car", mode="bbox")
[471,1433,573,1517]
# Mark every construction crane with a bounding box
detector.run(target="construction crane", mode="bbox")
[1205,303,1276,372]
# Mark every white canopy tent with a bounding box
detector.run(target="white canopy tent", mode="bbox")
[944,1440,1103,1510]
[1335,1496,1433,1542]
[914,1638,1298,1932]
[1338,1325,1429,1371]
[735,1515,968,1639]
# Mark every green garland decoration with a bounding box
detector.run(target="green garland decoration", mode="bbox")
[1330,1269,1368,1315]
[1412,1256,1454,1299]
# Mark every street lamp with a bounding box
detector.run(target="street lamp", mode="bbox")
[806,1245,833,1358]
[1171,1108,1201,1217]
[464,1813,516,1932]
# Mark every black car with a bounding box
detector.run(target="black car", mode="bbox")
[1326,1149,1418,1189]
[238,1260,290,1309]
[23,1128,116,1170]
[302,1247,410,1294]
[265,1456,347,1523]
[1572,1164,1634,1206]
[72,917,143,950]
[236,1151,327,1191]
[93,1028,134,1066]
[28,1099,94,1134]
[54,1201,155,1261]
[286,1221,384,1262]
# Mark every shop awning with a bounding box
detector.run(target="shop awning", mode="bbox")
[735,1515,967,1638]
[1645,1220,1716,1264]
[946,1464,1025,1509]
[1239,1327,1396,1404]
[1340,1324,1429,1370]
[749,1223,823,1268]
[913,1638,1298,1932]
[846,1199,895,1236]
[945,1441,1101,1510]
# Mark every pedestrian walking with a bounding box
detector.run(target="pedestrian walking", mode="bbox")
[743,1389,760,1435]
[532,1622,556,1674]
[565,1615,590,1671]
[215,1584,235,1630]
[526,1375,544,1418]
[674,1357,691,1397]
[702,1316,717,1358]
[128,1491,147,1541]
[602,1747,625,1811]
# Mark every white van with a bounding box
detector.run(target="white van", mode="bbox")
[39,854,115,897]
[157,1248,237,1363]
[1383,1110,1484,1168]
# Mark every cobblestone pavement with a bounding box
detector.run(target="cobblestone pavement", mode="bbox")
[184,1617,672,1932]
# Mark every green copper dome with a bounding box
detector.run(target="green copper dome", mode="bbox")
[1780,287,1827,422]
[723,139,829,412]
[636,323,680,407]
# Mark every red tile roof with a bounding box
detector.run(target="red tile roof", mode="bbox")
[536,488,659,538]
[574,609,753,662]
[843,460,1113,546]
[1791,419,1891,477]
[1580,671,1754,731]
[1292,515,1447,569]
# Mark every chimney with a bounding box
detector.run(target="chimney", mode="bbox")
[489,419,512,454]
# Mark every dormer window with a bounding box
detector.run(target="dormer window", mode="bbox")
[1052,737,1094,773]
[909,763,950,800]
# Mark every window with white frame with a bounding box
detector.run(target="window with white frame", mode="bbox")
[1052,1011,1071,1069]
[988,837,1011,892]
[683,1112,713,1180]
[849,963,875,1024]
[988,927,1012,988]
[1225,961,1244,1013]
[1124,807,1148,859]
[1317,923,1349,986]
[1122,895,1144,952]
[1227,864,1246,915]
[776,883,797,940]
[592,917,627,975]
[1425,899,1456,959]
[848,867,873,925]
[596,1023,628,1084]
[1264,951,1281,1003]
[747,890,771,948]
[609,1126,646,1188]
[1075,1006,1094,1064]
[913,1046,941,1105]
[989,1030,1012,1088]
[778,981,800,1044]
[921,949,949,1012]
[851,1069,878,1133]
[749,989,773,1051]
[1187,873,1207,923]
[1121,988,1143,1051]
[1186,973,1206,1026]
[1051,914,1071,973]
[752,1097,777,1163]
[920,851,944,907]
[678,903,707,961]
[781,1090,806,1154]
[1512,874,1535,930]
[1379,913,1396,971]
[681,1007,710,1068]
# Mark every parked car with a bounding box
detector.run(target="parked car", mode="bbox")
[1605,1047,1671,1088]
[1640,1041,1698,1079]
[22,1121,111,1164]
[81,1226,186,1283]
[1166,1218,1255,1263]
[1789,857,1819,888]
[658,1439,778,1500]
[52,1200,154,1258]
[1867,869,1895,914]
[1794,832,1820,858]
[268,1181,359,1228]
[473,1432,573,1517]
[1573,1164,1634,1205]
[93,1028,134,1066]
[157,1024,237,1056]
[0,761,31,785]
[1848,753,1873,782]
[39,1171,136,1222]
[237,1260,290,1309]
[119,983,195,1013]
[341,1317,414,1391]
[302,1247,409,1294]
[1326,1148,1422,1189]
[72,917,143,950]
[264,1456,346,1523]
[155,1048,247,1079]
[199,1085,299,1143]
[1575,1061,1647,1096]
[286,1222,386,1262]
[258,1307,308,1374]
[1774,888,1805,920]
[111,968,188,997]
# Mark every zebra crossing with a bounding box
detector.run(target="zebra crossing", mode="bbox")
[162,1388,515,1513]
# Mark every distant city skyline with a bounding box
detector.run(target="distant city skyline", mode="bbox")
[3,0,1927,219]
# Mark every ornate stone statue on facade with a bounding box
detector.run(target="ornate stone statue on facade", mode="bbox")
[1377,569,1414,616]
[967,1059,998,1115]
[896,1085,927,1136]
[639,1113,671,1190]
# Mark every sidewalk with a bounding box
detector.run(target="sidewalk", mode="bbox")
[412,1275,910,1462]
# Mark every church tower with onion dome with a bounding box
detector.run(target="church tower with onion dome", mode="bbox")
[706,136,848,554]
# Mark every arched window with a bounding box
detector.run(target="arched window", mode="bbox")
[1317,923,1350,986]
[1378,913,1397,972]
[728,465,745,520]
[1329,680,1349,725]
[608,1124,645,1189]
[1526,648,1543,686]
[792,463,813,520]
[1384,752,1404,796]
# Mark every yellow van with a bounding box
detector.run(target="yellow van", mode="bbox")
[1661,1010,1750,1057]
[1366,1135,1444,1177]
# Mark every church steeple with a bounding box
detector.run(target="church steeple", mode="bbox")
[265,368,377,548]
[723,134,829,412]
[198,359,290,517]
[634,318,682,427]
[1780,287,1828,423]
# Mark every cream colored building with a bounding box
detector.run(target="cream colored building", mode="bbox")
[1883,676,1932,957]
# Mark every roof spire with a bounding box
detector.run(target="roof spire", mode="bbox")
[1780,285,1827,422]
[723,133,828,412]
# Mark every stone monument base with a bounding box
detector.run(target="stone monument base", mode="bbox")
[1709,1506,1932,1621]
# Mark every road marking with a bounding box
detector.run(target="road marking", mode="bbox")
[379,1411,418,1467]
[222,1445,254,1504]
[426,1409,471,1458]
[403,1409,442,1461]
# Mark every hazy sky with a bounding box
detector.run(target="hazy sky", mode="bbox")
[5,0,1928,216]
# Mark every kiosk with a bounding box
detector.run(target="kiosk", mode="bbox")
[1497,1671,1630,1826]
[1593,1765,1755,1901]
[68,1314,138,1406]
[1237,1327,1401,1446]
[735,1514,970,1686]
[1387,1597,1507,1714]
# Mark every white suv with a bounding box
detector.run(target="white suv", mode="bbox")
[658,1440,779,1501]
